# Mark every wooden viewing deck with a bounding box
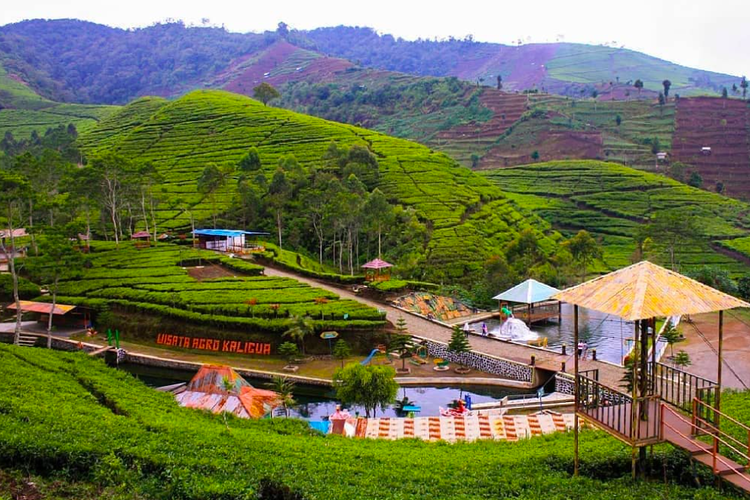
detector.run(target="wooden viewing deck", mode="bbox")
[576,364,750,492]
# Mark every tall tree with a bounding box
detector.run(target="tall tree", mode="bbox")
[0,171,31,345]
[496,74,503,90]
[90,153,135,247]
[634,79,644,97]
[662,79,671,99]
[253,83,280,106]
[30,231,85,348]
[646,209,700,270]
[364,188,393,258]
[741,76,748,99]
[197,163,227,228]
[563,230,602,283]
[268,167,290,249]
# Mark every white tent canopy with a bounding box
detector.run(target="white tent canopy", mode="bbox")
[492,279,560,304]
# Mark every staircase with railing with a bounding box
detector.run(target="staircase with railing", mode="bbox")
[576,362,750,492]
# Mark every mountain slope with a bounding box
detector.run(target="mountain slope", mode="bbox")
[78,90,558,280]
[307,27,739,97]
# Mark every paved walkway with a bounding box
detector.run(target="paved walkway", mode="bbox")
[262,266,625,388]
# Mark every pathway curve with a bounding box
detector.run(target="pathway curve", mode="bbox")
[262,265,625,387]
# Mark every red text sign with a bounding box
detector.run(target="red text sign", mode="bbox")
[156,334,272,355]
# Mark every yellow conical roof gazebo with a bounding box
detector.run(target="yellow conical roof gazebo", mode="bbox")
[552,260,750,479]
[552,260,749,321]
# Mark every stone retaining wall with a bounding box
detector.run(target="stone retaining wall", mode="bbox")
[415,336,533,382]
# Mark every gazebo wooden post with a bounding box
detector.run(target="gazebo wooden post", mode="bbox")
[639,318,649,477]
[527,303,532,326]
[573,304,579,477]
[716,310,724,428]
[631,320,639,479]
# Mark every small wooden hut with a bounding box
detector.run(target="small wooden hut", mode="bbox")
[362,258,393,282]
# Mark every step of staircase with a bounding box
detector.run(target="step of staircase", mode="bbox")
[693,451,746,476]
[723,470,750,491]
[17,334,38,347]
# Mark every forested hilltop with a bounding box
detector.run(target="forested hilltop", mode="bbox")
[0,19,738,106]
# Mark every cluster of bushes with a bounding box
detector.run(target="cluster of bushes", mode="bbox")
[0,344,741,500]
[0,273,41,301]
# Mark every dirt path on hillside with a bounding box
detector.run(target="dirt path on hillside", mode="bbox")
[262,265,625,387]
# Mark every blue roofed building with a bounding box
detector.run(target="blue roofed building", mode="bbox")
[192,229,269,254]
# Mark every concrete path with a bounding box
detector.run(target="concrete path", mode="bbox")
[679,312,750,390]
[262,265,625,388]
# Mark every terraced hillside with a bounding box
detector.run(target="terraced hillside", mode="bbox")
[3,345,738,500]
[33,242,384,340]
[481,160,750,274]
[671,97,750,198]
[78,90,557,280]
[0,63,117,139]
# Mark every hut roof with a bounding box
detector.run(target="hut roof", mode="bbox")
[6,300,76,315]
[131,230,151,239]
[552,261,750,321]
[492,279,560,304]
[362,258,393,269]
[173,365,280,419]
[192,229,269,237]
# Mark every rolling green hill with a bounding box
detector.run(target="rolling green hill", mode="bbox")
[1,344,742,500]
[0,62,117,139]
[480,160,750,275]
[78,90,558,281]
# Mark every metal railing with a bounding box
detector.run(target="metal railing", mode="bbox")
[662,404,750,486]
[693,398,750,462]
[648,361,718,414]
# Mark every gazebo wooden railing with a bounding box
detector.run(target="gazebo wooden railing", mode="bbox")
[577,372,663,446]
[648,361,718,414]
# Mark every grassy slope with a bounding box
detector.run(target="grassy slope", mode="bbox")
[544,44,735,95]
[78,90,558,279]
[0,62,118,139]
[480,160,750,275]
[0,344,740,500]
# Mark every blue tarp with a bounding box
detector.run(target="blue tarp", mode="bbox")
[193,229,269,237]
[492,279,560,304]
[308,421,330,434]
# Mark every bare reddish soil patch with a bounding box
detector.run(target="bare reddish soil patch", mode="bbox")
[671,97,750,197]
[478,128,603,168]
[221,41,353,96]
[187,264,235,280]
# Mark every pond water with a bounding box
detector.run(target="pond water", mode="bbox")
[471,303,635,365]
[120,363,534,419]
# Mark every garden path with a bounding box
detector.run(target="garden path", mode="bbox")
[261,266,625,387]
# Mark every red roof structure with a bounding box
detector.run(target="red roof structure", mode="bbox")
[172,365,281,419]
[5,300,76,315]
[0,228,27,239]
[362,258,393,270]
[131,231,151,239]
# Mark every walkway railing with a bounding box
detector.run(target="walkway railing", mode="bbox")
[693,398,750,461]
[662,404,750,487]
[648,362,718,413]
